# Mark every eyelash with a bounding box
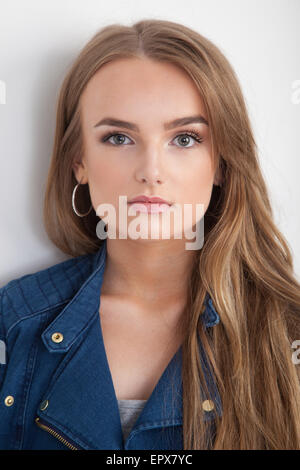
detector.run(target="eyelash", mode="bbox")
[100,129,204,148]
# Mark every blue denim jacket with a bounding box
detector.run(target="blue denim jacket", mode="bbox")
[0,239,222,450]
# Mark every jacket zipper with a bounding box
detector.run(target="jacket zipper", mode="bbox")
[35,417,80,450]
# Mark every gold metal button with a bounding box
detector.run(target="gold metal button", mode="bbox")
[4,395,14,407]
[40,400,49,411]
[51,332,64,343]
[202,399,215,412]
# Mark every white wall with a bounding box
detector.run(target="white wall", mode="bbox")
[0,0,299,286]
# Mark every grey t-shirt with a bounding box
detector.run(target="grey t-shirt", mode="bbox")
[118,399,147,442]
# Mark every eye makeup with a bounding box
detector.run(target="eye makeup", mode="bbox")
[99,128,204,147]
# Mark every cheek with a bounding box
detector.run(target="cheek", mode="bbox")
[86,154,128,206]
[177,158,214,209]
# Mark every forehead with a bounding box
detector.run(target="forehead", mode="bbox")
[79,57,207,127]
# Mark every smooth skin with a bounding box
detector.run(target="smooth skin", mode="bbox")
[73,57,222,400]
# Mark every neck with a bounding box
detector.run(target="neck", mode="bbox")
[100,238,197,309]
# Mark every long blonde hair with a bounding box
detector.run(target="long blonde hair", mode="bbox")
[43,19,300,449]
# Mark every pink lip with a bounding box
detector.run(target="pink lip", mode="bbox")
[128,195,172,205]
[127,195,172,214]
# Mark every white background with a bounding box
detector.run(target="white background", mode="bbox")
[0,0,299,286]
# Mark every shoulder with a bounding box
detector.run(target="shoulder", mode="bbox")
[0,250,98,335]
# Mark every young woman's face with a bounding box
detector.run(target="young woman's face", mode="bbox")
[74,57,220,243]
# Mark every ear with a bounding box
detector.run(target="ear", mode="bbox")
[72,160,88,185]
[213,165,223,187]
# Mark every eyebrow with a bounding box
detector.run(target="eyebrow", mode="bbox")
[93,115,209,131]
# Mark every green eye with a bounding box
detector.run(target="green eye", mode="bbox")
[102,133,132,145]
[173,132,203,147]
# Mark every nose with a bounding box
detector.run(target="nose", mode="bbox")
[139,174,162,184]
[135,150,165,185]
